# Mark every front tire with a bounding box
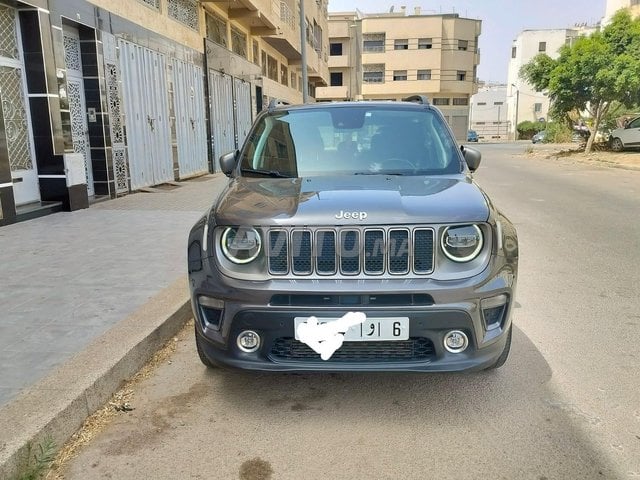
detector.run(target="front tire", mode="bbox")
[195,328,220,369]
[611,137,624,152]
[484,327,512,370]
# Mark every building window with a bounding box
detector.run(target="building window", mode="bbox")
[267,55,278,81]
[168,0,199,30]
[330,72,343,86]
[252,40,259,65]
[457,70,466,81]
[363,63,385,83]
[494,101,504,105]
[393,70,407,81]
[433,98,450,106]
[539,41,546,52]
[206,12,227,47]
[298,75,302,92]
[476,122,485,125]
[418,38,433,49]
[330,42,342,56]
[511,46,517,58]
[458,39,468,51]
[453,97,469,106]
[394,39,408,50]
[363,33,385,52]
[290,71,297,90]
[417,69,431,80]
[280,64,288,85]
[477,102,487,106]
[534,102,542,113]
[261,50,267,76]
[231,26,247,58]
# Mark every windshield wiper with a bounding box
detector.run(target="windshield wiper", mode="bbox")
[241,168,293,178]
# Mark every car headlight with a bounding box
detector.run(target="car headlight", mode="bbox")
[441,224,483,262]
[221,227,262,264]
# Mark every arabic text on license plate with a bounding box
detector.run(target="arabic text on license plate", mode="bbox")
[294,317,409,341]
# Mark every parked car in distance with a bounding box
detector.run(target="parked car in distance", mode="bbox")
[609,116,640,151]
[187,96,518,373]
[467,130,479,142]
[531,130,546,144]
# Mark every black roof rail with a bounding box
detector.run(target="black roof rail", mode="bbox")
[267,98,289,112]
[403,95,430,105]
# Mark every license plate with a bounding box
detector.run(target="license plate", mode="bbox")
[294,316,409,342]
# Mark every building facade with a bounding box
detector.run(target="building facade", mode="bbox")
[316,8,481,141]
[506,26,597,139]
[604,0,640,23]
[0,0,329,227]
[469,84,507,140]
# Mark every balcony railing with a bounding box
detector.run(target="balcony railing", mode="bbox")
[280,1,296,30]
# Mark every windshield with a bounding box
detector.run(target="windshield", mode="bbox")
[239,105,462,177]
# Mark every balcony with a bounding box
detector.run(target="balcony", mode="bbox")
[316,85,350,100]
[328,54,350,68]
[261,1,302,59]
[202,0,279,32]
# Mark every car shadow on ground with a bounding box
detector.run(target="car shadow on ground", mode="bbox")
[208,325,618,478]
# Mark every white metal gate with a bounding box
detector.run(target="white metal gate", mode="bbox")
[118,39,172,190]
[0,5,39,206]
[233,77,252,149]
[63,27,94,195]
[208,69,235,169]
[172,58,207,178]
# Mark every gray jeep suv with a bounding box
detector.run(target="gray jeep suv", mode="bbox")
[187,97,518,372]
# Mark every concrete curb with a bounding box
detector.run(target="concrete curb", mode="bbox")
[0,277,192,479]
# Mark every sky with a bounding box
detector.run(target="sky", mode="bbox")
[327,0,607,83]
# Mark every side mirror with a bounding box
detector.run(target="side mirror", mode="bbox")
[462,146,481,172]
[219,150,239,177]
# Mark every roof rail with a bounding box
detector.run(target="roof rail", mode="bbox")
[403,95,430,105]
[267,98,289,112]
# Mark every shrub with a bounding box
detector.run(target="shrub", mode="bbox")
[544,122,573,143]
[517,121,545,140]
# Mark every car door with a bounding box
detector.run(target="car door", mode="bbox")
[620,117,640,146]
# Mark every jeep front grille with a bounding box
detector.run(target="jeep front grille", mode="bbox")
[266,227,434,277]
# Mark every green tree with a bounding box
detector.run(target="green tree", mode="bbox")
[520,11,640,152]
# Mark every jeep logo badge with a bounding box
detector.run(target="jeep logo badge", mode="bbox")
[335,210,368,221]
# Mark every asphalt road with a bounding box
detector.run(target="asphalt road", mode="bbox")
[62,143,640,480]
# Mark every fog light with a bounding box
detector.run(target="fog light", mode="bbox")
[237,330,261,353]
[443,330,468,353]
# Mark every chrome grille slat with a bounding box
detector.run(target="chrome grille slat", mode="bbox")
[388,229,410,274]
[316,230,337,274]
[364,229,385,274]
[339,230,360,275]
[266,227,434,277]
[291,230,312,274]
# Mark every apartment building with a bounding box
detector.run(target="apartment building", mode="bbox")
[605,0,640,23]
[0,0,328,226]
[469,84,508,140]
[316,8,481,140]
[507,26,597,138]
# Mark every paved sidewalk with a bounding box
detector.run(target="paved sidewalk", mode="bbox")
[0,174,228,407]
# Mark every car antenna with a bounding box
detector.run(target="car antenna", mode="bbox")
[402,95,430,105]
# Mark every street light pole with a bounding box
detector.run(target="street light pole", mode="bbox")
[300,0,309,103]
[511,83,519,140]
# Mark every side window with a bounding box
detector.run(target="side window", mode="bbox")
[629,117,640,129]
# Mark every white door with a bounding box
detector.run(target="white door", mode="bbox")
[209,69,235,169]
[0,5,39,206]
[619,117,640,146]
[172,58,207,178]
[233,77,252,149]
[63,26,94,195]
[118,39,173,190]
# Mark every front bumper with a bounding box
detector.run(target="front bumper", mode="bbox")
[190,260,516,372]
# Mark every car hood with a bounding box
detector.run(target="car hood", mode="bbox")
[214,175,490,226]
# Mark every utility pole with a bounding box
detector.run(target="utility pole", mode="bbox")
[300,0,309,103]
[511,83,519,140]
